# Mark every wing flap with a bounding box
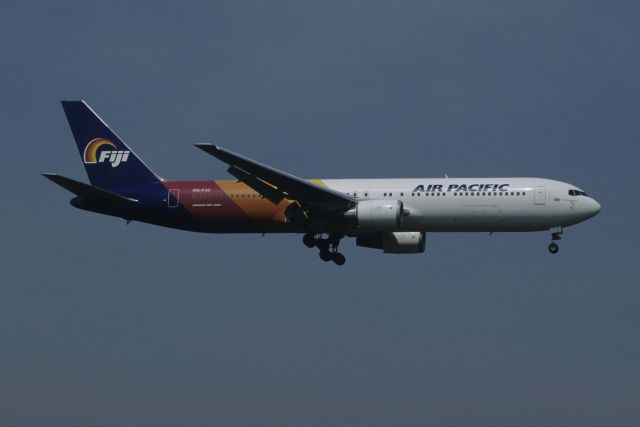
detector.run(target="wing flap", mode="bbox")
[227,166,284,205]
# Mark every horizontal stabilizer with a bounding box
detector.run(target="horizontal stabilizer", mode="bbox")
[42,173,138,204]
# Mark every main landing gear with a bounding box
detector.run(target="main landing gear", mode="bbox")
[303,233,346,265]
[548,227,563,254]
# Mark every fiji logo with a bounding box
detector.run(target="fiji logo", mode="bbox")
[83,138,130,168]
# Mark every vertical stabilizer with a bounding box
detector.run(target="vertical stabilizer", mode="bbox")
[61,100,161,191]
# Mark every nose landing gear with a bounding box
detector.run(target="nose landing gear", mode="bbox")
[548,227,563,254]
[303,233,346,265]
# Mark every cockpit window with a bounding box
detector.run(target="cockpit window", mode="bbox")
[569,189,588,197]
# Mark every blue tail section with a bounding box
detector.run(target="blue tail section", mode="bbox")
[61,100,161,191]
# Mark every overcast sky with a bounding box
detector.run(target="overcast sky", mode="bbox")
[1,1,639,425]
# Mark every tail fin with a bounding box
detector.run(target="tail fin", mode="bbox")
[61,101,161,191]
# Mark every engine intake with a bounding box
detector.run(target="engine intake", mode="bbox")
[344,199,403,230]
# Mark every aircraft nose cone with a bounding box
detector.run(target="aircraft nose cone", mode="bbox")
[588,198,601,218]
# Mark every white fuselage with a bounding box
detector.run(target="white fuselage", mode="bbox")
[322,177,601,232]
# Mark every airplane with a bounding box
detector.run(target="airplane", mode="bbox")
[43,101,601,265]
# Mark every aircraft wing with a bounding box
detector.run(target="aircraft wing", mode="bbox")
[194,144,355,212]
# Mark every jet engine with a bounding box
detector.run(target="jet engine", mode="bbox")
[356,231,426,254]
[344,199,403,230]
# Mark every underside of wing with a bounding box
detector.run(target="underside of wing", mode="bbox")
[194,144,355,213]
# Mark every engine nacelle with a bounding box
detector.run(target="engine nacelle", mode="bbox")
[344,199,403,230]
[356,231,426,254]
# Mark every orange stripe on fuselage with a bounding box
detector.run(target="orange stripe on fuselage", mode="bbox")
[213,180,290,224]
[172,179,330,231]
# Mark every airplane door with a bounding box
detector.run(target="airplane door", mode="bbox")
[534,186,546,205]
[168,189,180,207]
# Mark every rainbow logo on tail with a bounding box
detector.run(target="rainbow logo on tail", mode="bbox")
[83,138,130,168]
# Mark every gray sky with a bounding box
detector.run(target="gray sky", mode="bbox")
[1,0,639,425]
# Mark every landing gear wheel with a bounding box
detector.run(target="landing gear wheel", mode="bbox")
[548,242,559,254]
[332,253,346,266]
[319,250,333,262]
[303,233,316,248]
[308,233,345,264]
